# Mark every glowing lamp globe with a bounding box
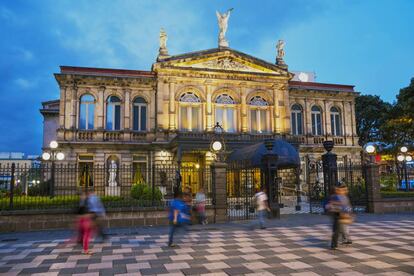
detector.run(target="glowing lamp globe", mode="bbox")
[400,146,408,153]
[365,144,376,154]
[212,141,223,152]
[50,140,58,149]
[56,152,65,161]
[42,152,51,161]
[397,155,405,162]
[406,156,413,162]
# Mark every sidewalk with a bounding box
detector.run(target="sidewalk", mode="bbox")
[0,213,413,275]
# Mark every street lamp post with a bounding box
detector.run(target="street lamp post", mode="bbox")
[211,122,225,162]
[397,146,411,192]
[42,140,65,197]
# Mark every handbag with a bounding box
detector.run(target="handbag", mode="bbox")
[339,213,354,224]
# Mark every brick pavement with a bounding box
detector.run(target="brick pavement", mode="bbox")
[0,214,413,276]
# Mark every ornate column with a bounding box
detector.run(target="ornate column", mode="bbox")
[240,83,248,133]
[205,81,213,131]
[156,80,165,129]
[323,100,328,137]
[70,82,78,129]
[350,101,357,145]
[341,101,347,145]
[272,85,280,133]
[284,86,290,133]
[96,86,105,130]
[59,86,67,128]
[304,98,311,136]
[123,88,131,130]
[169,80,176,130]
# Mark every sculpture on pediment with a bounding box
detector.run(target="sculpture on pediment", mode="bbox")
[157,28,170,61]
[276,39,287,67]
[216,8,233,48]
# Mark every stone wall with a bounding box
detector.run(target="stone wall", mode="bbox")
[0,208,215,233]
[371,198,414,214]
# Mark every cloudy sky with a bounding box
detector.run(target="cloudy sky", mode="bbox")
[1,0,413,155]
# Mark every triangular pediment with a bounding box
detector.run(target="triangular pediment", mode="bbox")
[156,48,289,76]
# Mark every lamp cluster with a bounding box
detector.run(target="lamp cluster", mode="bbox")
[42,140,65,161]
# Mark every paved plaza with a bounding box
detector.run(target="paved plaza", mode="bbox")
[0,214,413,276]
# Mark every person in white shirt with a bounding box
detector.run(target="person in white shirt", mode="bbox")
[195,187,207,224]
[254,187,271,229]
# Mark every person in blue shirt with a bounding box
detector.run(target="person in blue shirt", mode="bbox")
[327,185,353,249]
[87,191,107,241]
[168,192,188,247]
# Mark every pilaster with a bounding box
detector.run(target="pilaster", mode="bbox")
[123,88,131,130]
[211,162,228,223]
[240,83,247,133]
[205,81,213,131]
[96,86,105,130]
[59,86,66,128]
[169,80,176,130]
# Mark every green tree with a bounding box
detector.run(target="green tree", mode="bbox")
[355,95,392,146]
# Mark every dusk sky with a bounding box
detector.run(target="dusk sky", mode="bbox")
[1,0,413,155]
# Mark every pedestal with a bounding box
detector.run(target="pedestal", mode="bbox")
[105,186,120,197]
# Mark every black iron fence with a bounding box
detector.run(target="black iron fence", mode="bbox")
[337,162,367,212]
[0,163,212,211]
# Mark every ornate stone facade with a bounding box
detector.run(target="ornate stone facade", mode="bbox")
[41,47,360,191]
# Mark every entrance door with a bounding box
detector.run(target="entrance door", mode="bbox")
[181,162,201,194]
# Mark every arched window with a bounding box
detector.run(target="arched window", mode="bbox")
[133,97,147,131]
[179,92,201,131]
[106,96,121,130]
[330,106,342,136]
[249,96,269,133]
[79,94,95,130]
[311,105,323,135]
[291,104,303,135]
[215,94,236,132]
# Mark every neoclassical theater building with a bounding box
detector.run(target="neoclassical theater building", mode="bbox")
[41,27,360,194]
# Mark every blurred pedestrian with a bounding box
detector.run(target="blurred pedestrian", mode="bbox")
[195,187,207,225]
[87,191,107,241]
[327,185,353,249]
[183,187,193,224]
[168,192,190,247]
[253,187,270,229]
[77,192,93,254]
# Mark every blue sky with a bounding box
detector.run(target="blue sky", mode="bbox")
[1,0,413,155]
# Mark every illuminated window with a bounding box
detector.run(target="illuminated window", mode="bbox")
[133,97,147,131]
[79,94,95,130]
[106,96,121,130]
[179,92,201,131]
[311,105,323,135]
[330,106,342,136]
[249,96,269,133]
[291,104,303,135]
[215,94,236,132]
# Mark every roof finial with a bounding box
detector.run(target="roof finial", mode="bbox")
[276,39,287,69]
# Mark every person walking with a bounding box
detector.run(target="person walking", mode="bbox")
[168,192,188,247]
[87,191,107,241]
[77,192,93,254]
[195,187,207,225]
[254,187,271,229]
[327,185,353,249]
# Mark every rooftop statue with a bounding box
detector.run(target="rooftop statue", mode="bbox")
[277,39,285,59]
[157,28,169,60]
[216,8,233,48]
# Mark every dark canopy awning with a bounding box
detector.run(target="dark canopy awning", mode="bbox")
[227,139,300,169]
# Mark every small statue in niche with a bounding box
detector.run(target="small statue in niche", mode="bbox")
[108,160,118,187]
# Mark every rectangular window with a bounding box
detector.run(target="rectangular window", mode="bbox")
[316,114,322,135]
[259,110,267,133]
[227,109,235,132]
[106,105,113,130]
[180,106,189,131]
[251,110,257,132]
[215,108,224,127]
[140,106,147,131]
[191,107,199,131]
[297,113,302,135]
[80,104,86,129]
[114,105,121,130]
[88,104,94,129]
[291,113,297,135]
[133,106,139,130]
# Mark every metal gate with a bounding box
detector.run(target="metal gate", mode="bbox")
[307,159,326,214]
[307,160,368,214]
[226,164,260,221]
